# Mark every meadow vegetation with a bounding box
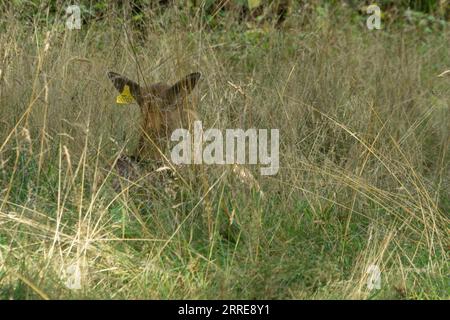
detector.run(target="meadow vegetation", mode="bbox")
[0,1,448,299]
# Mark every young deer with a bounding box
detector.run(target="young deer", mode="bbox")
[107,71,258,240]
[108,71,201,162]
[107,71,200,187]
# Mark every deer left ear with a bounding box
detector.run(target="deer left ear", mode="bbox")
[165,72,201,104]
[107,71,142,104]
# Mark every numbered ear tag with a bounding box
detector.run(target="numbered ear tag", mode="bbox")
[116,85,135,104]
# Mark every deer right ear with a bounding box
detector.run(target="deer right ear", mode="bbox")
[107,71,142,104]
[165,72,201,104]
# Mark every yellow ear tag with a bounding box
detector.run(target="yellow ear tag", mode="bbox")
[116,85,135,104]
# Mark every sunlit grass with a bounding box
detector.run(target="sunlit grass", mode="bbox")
[0,4,448,299]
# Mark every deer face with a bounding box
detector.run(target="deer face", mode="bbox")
[108,71,201,161]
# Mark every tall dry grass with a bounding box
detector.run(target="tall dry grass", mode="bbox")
[0,4,448,299]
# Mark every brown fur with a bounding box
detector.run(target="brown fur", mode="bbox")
[107,71,201,161]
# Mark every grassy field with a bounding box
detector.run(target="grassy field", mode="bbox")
[0,3,449,299]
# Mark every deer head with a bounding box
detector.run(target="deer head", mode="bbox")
[108,71,201,162]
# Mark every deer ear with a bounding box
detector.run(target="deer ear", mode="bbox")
[165,72,201,104]
[107,71,142,104]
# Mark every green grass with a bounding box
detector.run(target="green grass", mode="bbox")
[0,3,448,299]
